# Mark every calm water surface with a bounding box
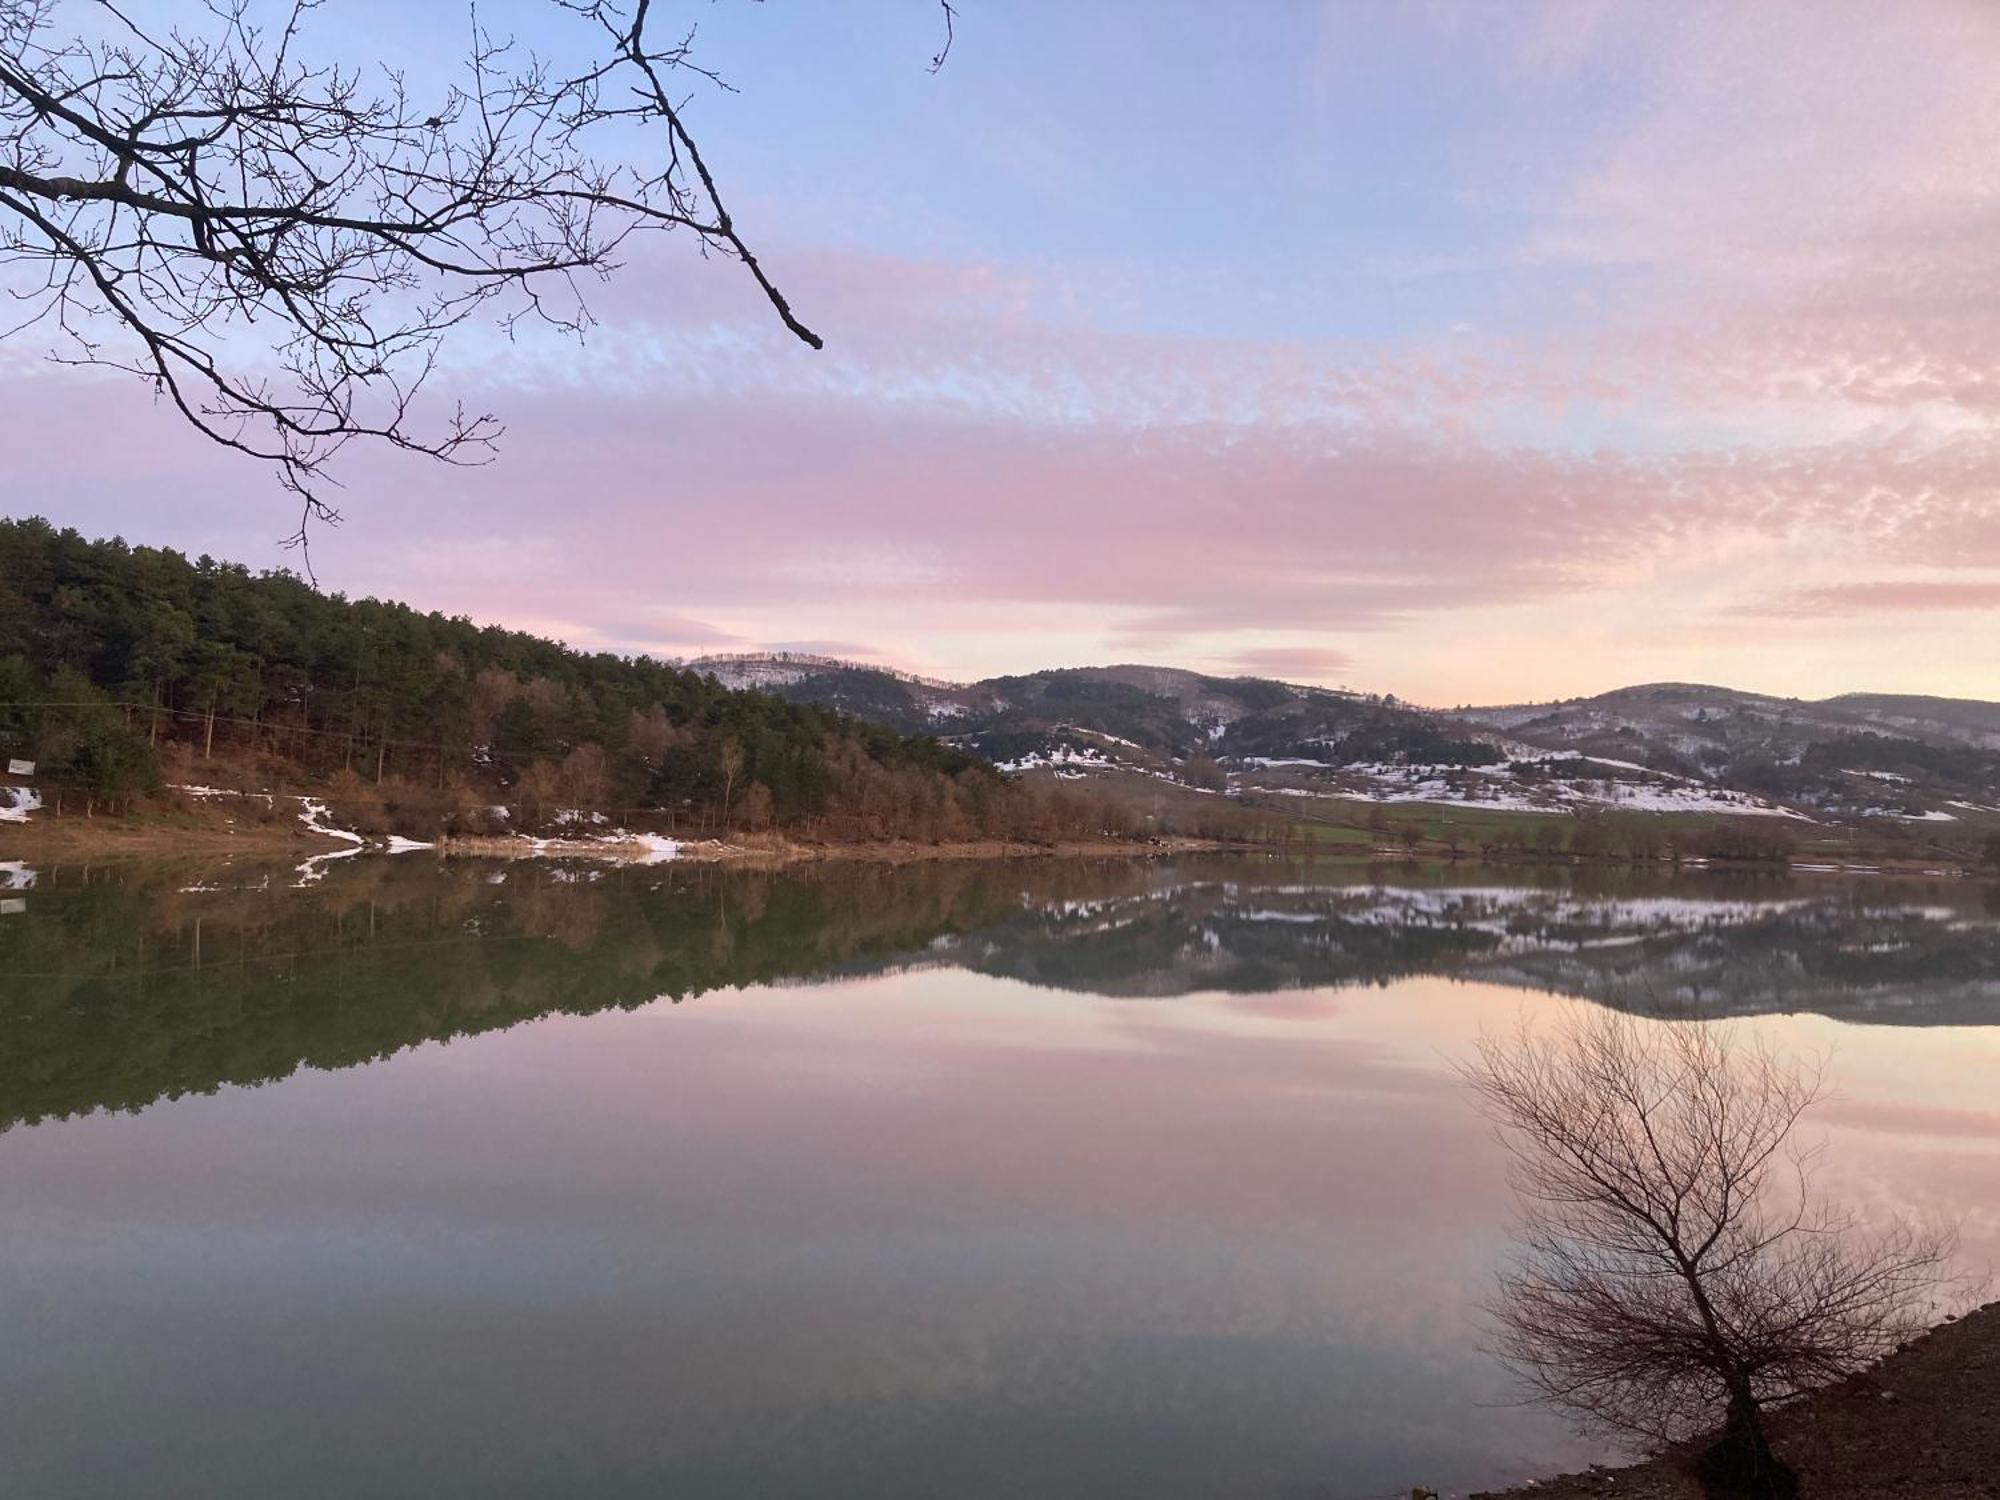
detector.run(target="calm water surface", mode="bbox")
[1,855,1996,1498]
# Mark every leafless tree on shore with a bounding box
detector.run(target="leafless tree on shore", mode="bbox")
[1461,1009,1971,1498]
[0,0,947,568]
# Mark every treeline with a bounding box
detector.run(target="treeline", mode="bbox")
[1394,807,1803,866]
[0,518,1130,841]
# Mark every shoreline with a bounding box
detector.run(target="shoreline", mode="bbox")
[1,796,1989,879]
[1471,1301,2000,1499]
[0,812,1251,868]
[431,831,1235,865]
[0,811,1987,880]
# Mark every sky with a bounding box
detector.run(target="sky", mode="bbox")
[5,0,1999,705]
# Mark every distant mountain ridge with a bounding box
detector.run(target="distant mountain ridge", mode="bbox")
[688,655,2000,827]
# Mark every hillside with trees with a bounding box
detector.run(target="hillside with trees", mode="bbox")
[0,519,1130,843]
[693,653,2000,852]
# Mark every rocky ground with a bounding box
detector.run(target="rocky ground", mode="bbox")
[1473,1301,2000,1498]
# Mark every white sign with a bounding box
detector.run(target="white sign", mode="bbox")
[5,759,33,776]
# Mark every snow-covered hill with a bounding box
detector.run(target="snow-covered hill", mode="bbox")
[681,657,2000,826]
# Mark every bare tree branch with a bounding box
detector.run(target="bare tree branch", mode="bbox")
[1460,1008,1978,1498]
[928,0,955,74]
[0,0,942,573]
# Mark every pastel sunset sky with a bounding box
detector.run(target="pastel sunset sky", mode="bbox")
[6,0,1998,705]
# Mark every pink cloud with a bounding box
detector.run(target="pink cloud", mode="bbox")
[5,2,1998,704]
[1738,579,2000,619]
[1218,647,1356,683]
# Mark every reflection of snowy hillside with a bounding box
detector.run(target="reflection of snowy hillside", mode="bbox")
[930,874,2000,1023]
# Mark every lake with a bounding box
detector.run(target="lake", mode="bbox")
[1,854,1996,1498]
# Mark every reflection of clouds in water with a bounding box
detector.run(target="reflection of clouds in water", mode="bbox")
[0,960,1593,1494]
[1754,1016,2000,1269]
[1,860,1993,1497]
[1820,1097,2000,1143]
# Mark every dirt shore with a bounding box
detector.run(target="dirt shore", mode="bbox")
[1472,1301,2000,1499]
[1,809,1242,868]
[0,816,340,861]
[430,831,1235,866]
[4,804,1991,880]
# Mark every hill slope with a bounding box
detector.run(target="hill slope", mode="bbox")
[1458,683,2000,821]
[689,656,2000,835]
[0,520,1118,844]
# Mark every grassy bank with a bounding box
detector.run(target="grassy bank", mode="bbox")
[6,792,1995,880]
[0,794,1244,868]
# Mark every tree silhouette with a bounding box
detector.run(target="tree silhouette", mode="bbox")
[1462,1008,1970,1498]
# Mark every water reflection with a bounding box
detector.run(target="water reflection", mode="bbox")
[2,856,1995,1131]
[0,856,1995,1499]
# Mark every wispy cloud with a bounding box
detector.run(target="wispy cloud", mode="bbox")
[3,0,1996,701]
[1738,579,2000,619]
[1217,646,1357,684]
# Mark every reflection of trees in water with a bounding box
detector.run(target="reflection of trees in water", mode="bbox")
[1,857,1994,1130]
[0,858,1061,1130]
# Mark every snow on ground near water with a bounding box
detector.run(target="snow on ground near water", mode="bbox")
[1864,808,1958,822]
[0,785,41,822]
[89,783,682,869]
[296,797,365,844]
[628,834,682,864]
[0,860,36,889]
[1235,761,1812,820]
[487,830,684,864]
[293,797,366,884]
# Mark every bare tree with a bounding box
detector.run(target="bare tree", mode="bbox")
[1461,1008,1969,1499]
[716,732,740,826]
[0,0,946,568]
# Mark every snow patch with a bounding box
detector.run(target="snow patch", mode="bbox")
[994,745,1112,773]
[296,798,365,845]
[1237,761,1812,820]
[292,796,366,884]
[629,833,682,865]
